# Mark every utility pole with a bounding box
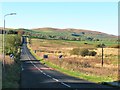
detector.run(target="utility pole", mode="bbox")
[101,43,105,67]
[101,46,104,67]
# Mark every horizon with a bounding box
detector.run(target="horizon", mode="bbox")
[1,2,118,35]
[0,26,118,36]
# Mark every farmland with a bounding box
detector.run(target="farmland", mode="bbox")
[28,38,119,83]
[23,27,119,83]
[1,28,119,84]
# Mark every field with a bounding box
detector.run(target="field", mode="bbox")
[28,38,119,83]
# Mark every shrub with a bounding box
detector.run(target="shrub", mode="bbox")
[70,48,97,57]
[58,51,62,53]
[82,62,91,68]
[5,35,21,55]
[84,43,88,44]
[96,43,106,48]
[70,48,80,55]
[88,51,97,56]
[80,48,89,57]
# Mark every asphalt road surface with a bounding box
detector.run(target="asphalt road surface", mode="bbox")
[20,43,118,89]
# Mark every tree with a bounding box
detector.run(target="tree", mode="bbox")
[8,30,18,34]
[96,43,106,48]
[86,37,93,41]
[5,35,21,55]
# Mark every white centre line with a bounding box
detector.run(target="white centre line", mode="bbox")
[52,78,59,82]
[61,82,71,88]
[40,70,43,73]
[46,74,51,78]
[43,72,46,75]
[24,45,71,88]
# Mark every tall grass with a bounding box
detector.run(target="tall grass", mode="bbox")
[2,34,21,89]
[2,61,21,88]
[28,44,115,83]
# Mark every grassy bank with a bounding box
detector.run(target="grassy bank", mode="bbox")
[27,44,113,83]
[2,60,21,88]
[2,34,21,89]
[2,55,21,88]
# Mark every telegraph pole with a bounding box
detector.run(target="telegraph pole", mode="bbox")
[101,46,104,67]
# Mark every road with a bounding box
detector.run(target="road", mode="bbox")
[20,38,118,89]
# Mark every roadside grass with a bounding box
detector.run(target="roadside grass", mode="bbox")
[2,59,21,88]
[44,60,113,83]
[28,44,114,83]
[2,34,21,89]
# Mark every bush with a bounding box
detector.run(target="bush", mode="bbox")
[5,35,21,55]
[96,43,106,48]
[88,51,97,56]
[70,48,97,57]
[70,48,80,55]
[80,48,89,57]
[84,43,88,44]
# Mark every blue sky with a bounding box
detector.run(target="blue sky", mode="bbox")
[1,2,118,35]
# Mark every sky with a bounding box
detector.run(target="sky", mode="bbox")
[0,1,118,35]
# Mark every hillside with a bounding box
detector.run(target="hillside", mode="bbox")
[33,27,117,36]
[0,27,118,41]
[29,27,117,41]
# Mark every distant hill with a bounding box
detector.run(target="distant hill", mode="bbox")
[32,27,117,36]
[0,27,118,40]
[31,27,117,39]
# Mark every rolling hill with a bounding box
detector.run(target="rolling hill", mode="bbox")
[29,27,117,41]
[0,27,118,41]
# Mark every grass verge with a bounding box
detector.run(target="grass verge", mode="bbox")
[2,54,21,88]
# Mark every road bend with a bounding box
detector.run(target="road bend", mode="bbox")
[20,44,118,89]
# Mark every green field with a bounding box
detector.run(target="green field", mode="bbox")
[31,38,118,49]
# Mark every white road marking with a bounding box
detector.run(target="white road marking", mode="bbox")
[43,73,46,75]
[61,82,71,88]
[52,78,59,82]
[21,65,24,71]
[46,75,51,78]
[23,45,71,88]
[22,68,24,71]
[40,70,43,73]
